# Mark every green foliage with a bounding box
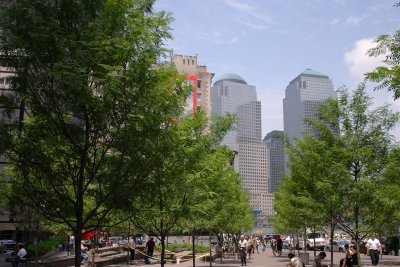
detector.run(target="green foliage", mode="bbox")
[0,1,181,266]
[366,30,400,99]
[275,84,399,239]
[26,236,67,259]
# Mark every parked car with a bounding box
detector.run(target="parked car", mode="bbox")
[326,240,351,252]
[0,240,16,251]
[307,233,327,251]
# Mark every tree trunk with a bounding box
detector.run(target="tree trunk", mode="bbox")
[330,219,335,267]
[209,231,212,267]
[160,235,165,267]
[192,234,196,267]
[74,226,82,267]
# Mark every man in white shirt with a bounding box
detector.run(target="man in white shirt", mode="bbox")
[367,237,382,266]
[238,235,248,266]
[11,246,27,267]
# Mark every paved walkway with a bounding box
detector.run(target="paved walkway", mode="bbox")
[1,248,400,267]
[105,250,400,267]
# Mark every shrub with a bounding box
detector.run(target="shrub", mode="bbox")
[26,236,67,259]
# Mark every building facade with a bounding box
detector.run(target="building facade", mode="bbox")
[0,59,20,237]
[263,130,285,193]
[283,69,337,142]
[211,74,273,215]
[171,54,214,116]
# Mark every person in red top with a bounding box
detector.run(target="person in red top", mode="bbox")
[146,237,156,256]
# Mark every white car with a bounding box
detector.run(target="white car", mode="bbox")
[326,240,351,252]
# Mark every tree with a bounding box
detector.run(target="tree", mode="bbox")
[368,147,400,236]
[275,84,399,266]
[0,1,182,266]
[366,29,400,99]
[124,112,252,267]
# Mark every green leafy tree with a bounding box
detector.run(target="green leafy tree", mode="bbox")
[0,1,183,266]
[125,112,252,267]
[366,29,400,99]
[276,84,399,266]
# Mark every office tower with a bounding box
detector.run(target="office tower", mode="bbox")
[171,54,214,116]
[263,131,285,193]
[211,74,273,215]
[283,69,337,142]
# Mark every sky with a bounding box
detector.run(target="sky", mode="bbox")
[154,0,400,139]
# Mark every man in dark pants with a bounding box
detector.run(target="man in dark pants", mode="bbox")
[145,237,156,264]
[367,237,382,266]
[238,235,248,266]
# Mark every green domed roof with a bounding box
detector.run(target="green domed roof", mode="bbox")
[214,73,247,84]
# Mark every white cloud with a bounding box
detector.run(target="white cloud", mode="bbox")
[194,30,239,45]
[240,21,270,31]
[345,15,364,26]
[220,0,273,30]
[344,38,385,81]
[344,16,364,26]
[330,18,340,26]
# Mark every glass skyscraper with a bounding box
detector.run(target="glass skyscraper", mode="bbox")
[283,69,337,142]
[263,130,285,193]
[211,74,274,215]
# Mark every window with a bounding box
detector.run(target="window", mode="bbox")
[197,80,202,88]
[183,59,185,64]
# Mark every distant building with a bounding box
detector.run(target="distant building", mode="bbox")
[211,74,273,215]
[170,54,214,116]
[283,69,337,142]
[0,59,21,237]
[263,130,285,193]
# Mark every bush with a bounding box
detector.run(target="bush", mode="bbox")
[26,236,67,259]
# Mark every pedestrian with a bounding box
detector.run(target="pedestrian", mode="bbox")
[287,252,305,267]
[271,238,277,256]
[145,237,156,264]
[238,235,248,266]
[367,237,382,266]
[246,236,252,260]
[276,236,283,257]
[10,244,27,267]
[312,251,328,267]
[340,244,357,267]
[80,241,89,265]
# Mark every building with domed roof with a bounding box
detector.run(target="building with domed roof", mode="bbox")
[211,75,274,216]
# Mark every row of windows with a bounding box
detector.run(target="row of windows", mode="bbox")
[0,78,12,85]
[182,58,195,65]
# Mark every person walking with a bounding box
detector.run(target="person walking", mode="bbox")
[312,251,328,267]
[145,237,156,264]
[247,236,253,260]
[276,236,283,257]
[367,237,382,266]
[238,235,248,266]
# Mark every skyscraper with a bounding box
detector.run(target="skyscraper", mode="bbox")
[283,69,337,142]
[211,74,273,215]
[263,130,285,193]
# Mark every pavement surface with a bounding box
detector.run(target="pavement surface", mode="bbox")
[1,248,400,267]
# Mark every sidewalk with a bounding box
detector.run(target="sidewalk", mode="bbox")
[1,248,399,267]
[105,249,400,267]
